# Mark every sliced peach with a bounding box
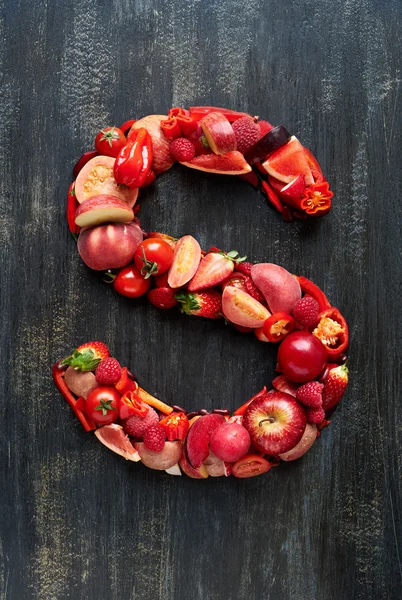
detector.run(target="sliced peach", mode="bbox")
[278,423,317,461]
[199,112,236,155]
[222,286,270,329]
[75,155,138,205]
[75,194,134,228]
[167,235,201,288]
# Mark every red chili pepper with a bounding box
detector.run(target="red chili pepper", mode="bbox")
[52,362,96,431]
[234,386,267,416]
[261,181,284,214]
[168,107,189,118]
[159,412,189,441]
[119,389,149,420]
[120,119,137,135]
[160,117,182,139]
[300,181,333,215]
[73,150,98,179]
[296,276,331,313]
[312,307,349,361]
[115,367,138,396]
[66,182,80,235]
[189,106,252,122]
[113,128,153,188]
[176,114,198,135]
[263,312,296,343]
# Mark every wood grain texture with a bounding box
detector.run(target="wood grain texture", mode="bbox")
[0,0,401,598]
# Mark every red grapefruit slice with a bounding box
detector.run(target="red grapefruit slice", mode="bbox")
[262,137,314,185]
[181,151,251,175]
[94,423,141,461]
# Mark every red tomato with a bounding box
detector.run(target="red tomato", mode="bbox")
[113,265,151,298]
[134,238,174,278]
[85,386,120,425]
[154,272,170,288]
[232,454,271,478]
[95,127,126,158]
[263,312,296,343]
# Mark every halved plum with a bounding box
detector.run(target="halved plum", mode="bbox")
[245,125,291,165]
[185,413,226,468]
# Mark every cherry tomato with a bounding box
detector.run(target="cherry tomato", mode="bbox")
[263,312,296,343]
[113,265,151,298]
[85,386,120,425]
[232,454,271,478]
[95,126,127,158]
[134,238,174,279]
[277,331,328,383]
[154,272,170,287]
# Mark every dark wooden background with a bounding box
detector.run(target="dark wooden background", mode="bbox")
[1,0,401,598]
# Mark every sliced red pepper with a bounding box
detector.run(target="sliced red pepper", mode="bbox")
[119,119,137,135]
[300,181,333,215]
[52,362,96,431]
[312,307,348,361]
[263,312,296,343]
[239,171,260,188]
[261,181,284,214]
[120,389,149,420]
[176,114,198,135]
[189,106,252,122]
[159,411,189,441]
[160,117,182,139]
[296,276,331,313]
[168,107,188,118]
[115,367,138,396]
[73,150,98,179]
[113,128,153,188]
[66,182,80,236]
[234,386,267,416]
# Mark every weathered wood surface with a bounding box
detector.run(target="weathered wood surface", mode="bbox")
[0,0,401,598]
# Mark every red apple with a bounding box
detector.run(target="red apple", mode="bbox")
[75,194,134,228]
[243,392,307,455]
[278,423,317,461]
[130,115,175,174]
[200,112,237,155]
[77,221,143,271]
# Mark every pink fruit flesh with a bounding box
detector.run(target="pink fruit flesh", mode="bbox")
[131,115,175,174]
[180,151,251,175]
[209,422,250,462]
[200,112,237,155]
[75,194,134,228]
[222,286,270,329]
[179,454,209,479]
[185,413,226,468]
[204,451,226,477]
[167,235,201,288]
[279,175,307,209]
[251,263,301,315]
[77,221,143,271]
[243,392,307,455]
[63,367,97,399]
[95,424,140,461]
[134,441,183,470]
[278,423,317,461]
[75,155,138,205]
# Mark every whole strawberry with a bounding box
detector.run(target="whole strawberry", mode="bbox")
[95,357,122,385]
[175,290,222,319]
[322,364,349,411]
[143,424,166,452]
[296,381,324,408]
[62,341,110,371]
[232,116,260,154]
[292,296,320,328]
[148,287,178,309]
[170,137,196,162]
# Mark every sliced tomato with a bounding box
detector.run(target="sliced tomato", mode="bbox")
[232,454,271,478]
[75,155,138,207]
[263,312,296,343]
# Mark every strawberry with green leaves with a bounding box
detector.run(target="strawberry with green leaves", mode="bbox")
[175,290,222,319]
[62,341,110,372]
[322,364,348,411]
[188,250,246,292]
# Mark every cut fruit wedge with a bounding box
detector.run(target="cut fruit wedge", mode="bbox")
[181,151,251,175]
[75,155,139,206]
[75,195,134,228]
[94,424,141,461]
[165,463,182,476]
[222,286,271,329]
[262,137,314,185]
[168,235,202,288]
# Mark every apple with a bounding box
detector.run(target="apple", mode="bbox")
[279,174,307,209]
[77,221,143,271]
[250,263,301,315]
[74,194,134,228]
[180,151,251,175]
[179,453,209,479]
[272,375,299,397]
[209,422,250,462]
[134,441,183,470]
[75,155,139,206]
[64,367,97,399]
[243,392,307,455]
[278,423,317,461]
[185,413,226,468]
[222,286,270,328]
[199,112,237,155]
[130,115,175,174]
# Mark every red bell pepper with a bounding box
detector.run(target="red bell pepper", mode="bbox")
[296,276,331,313]
[160,117,182,139]
[300,181,333,216]
[263,312,296,343]
[120,119,136,135]
[52,362,96,431]
[114,128,153,188]
[73,150,98,179]
[312,307,349,362]
[261,181,284,214]
[115,367,138,396]
[66,182,80,236]
[159,412,189,441]
[189,106,252,122]
[234,386,267,416]
[119,389,149,420]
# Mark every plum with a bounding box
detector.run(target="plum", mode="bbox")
[251,263,301,315]
[64,367,97,399]
[245,125,291,165]
[179,453,209,479]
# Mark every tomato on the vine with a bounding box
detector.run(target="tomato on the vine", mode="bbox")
[134,238,174,279]
[85,386,120,425]
[113,265,151,298]
[232,454,271,478]
[95,127,126,158]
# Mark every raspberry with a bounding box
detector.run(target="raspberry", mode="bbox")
[143,424,166,452]
[306,406,325,424]
[147,287,178,309]
[235,262,254,276]
[296,381,324,408]
[292,296,320,328]
[95,357,122,385]
[170,138,196,162]
[124,406,159,437]
[232,116,260,154]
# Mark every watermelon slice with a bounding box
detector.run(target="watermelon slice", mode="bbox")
[94,423,141,461]
[262,137,314,185]
[181,151,251,175]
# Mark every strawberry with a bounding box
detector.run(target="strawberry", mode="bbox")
[322,364,349,411]
[188,250,246,292]
[235,261,254,276]
[175,290,223,319]
[95,357,122,385]
[148,287,178,309]
[62,341,110,372]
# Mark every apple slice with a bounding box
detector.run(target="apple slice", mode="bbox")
[222,286,270,329]
[262,136,314,185]
[278,423,317,461]
[179,454,209,479]
[165,463,182,476]
[279,174,307,207]
[75,194,134,228]
[134,441,183,470]
[185,413,226,468]
[75,155,139,205]
[199,112,236,154]
[181,151,251,175]
[167,235,202,288]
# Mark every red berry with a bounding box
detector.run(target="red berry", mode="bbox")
[292,296,320,328]
[170,138,196,162]
[244,275,266,305]
[321,364,348,411]
[232,116,260,154]
[124,406,159,437]
[143,424,166,452]
[306,406,325,424]
[235,262,254,276]
[147,287,178,309]
[296,381,324,408]
[95,357,122,385]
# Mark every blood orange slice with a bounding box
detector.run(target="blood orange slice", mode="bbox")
[94,423,141,461]
[262,137,314,185]
[181,151,251,175]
